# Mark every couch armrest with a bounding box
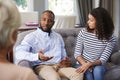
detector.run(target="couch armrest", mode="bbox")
[110,52,120,65]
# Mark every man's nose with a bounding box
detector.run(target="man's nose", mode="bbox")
[45,20,49,24]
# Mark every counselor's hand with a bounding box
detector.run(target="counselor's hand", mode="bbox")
[38,49,53,61]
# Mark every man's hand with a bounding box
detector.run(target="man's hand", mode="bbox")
[59,57,71,68]
[39,49,53,61]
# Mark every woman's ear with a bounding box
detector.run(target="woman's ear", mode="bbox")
[10,29,18,44]
[6,29,18,53]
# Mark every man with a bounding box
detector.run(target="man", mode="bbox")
[15,10,83,80]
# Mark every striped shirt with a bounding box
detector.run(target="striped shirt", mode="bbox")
[74,28,117,64]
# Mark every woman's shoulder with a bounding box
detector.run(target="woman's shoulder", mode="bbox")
[80,28,86,32]
[78,28,87,35]
[109,35,117,41]
[16,65,37,80]
[0,63,37,80]
[13,65,37,80]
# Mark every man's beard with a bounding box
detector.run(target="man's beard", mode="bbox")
[39,26,51,34]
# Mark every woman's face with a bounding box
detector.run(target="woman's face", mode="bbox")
[87,13,96,30]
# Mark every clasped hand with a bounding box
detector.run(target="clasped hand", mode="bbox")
[58,57,71,68]
[76,62,92,73]
[39,49,53,61]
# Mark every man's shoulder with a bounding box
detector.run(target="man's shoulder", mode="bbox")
[52,30,62,37]
[25,29,38,37]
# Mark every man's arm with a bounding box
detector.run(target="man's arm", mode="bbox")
[15,33,39,61]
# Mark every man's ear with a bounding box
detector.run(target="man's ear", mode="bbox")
[52,21,55,26]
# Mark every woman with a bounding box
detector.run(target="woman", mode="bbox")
[74,7,117,80]
[0,0,37,80]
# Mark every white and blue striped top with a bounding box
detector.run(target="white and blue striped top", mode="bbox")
[74,28,117,64]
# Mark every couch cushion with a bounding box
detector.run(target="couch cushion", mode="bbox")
[104,66,120,80]
[54,28,81,66]
[110,52,120,65]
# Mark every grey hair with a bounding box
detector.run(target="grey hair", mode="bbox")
[0,0,21,49]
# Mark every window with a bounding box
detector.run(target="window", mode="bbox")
[46,0,100,27]
[46,0,78,28]
[13,0,34,12]
[94,0,100,8]
[46,0,75,16]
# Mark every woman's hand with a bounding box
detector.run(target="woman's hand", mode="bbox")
[76,62,92,73]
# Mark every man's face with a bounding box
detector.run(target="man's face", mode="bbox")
[40,12,54,32]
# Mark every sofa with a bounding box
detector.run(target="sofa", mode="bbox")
[11,28,120,80]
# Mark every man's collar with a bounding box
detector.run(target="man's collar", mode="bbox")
[38,27,52,36]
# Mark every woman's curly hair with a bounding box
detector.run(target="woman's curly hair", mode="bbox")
[87,7,114,40]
